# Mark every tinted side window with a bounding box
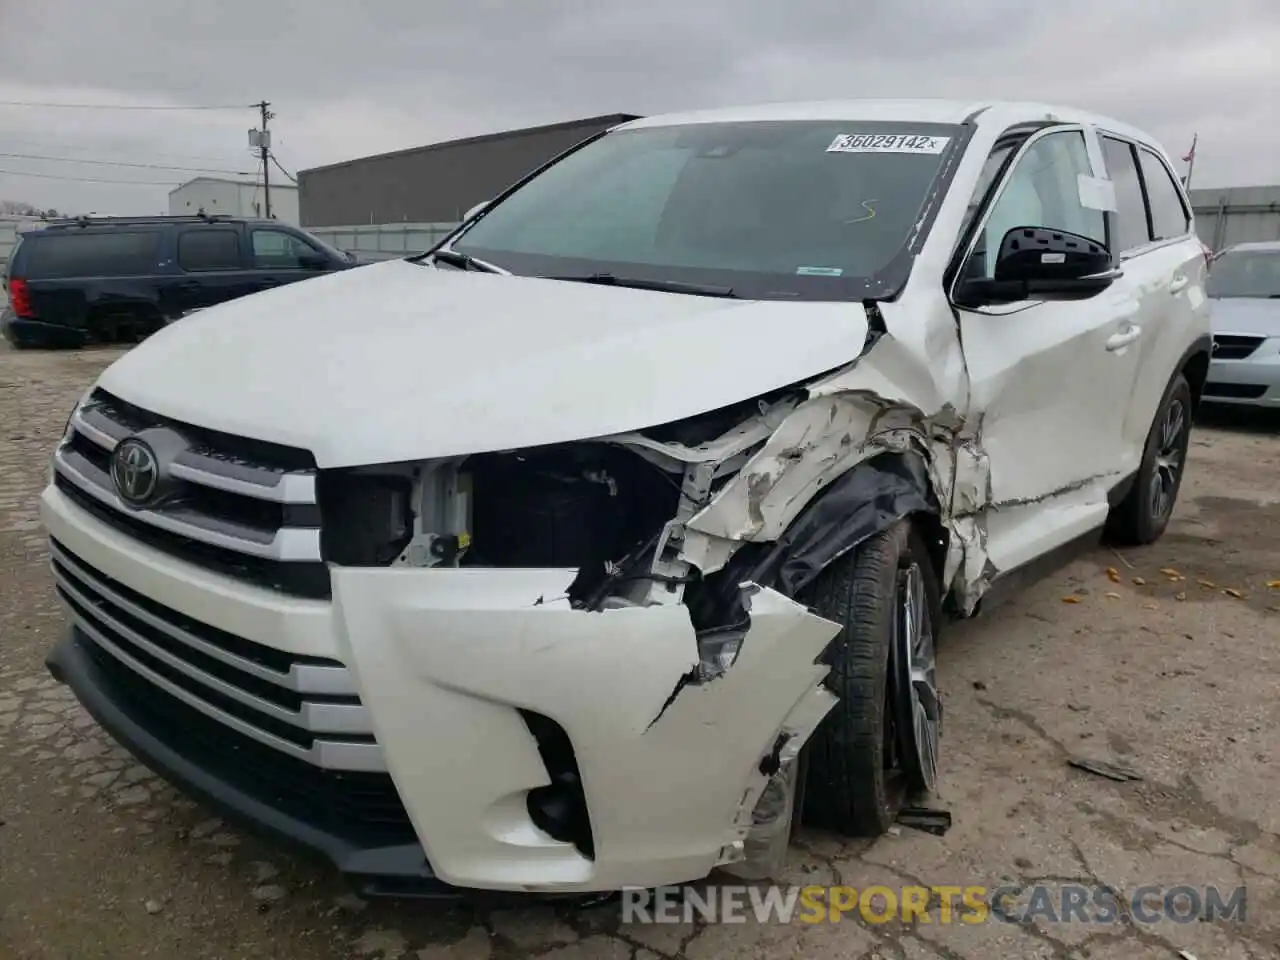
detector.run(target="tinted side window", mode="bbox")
[1137,148,1190,241]
[178,229,242,272]
[1101,137,1149,253]
[23,231,159,279]
[975,130,1105,278]
[251,229,320,268]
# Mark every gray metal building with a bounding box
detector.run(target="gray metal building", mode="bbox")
[297,113,639,228]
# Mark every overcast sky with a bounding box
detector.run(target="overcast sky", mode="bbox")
[1,0,1276,215]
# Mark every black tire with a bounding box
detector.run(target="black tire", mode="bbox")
[798,518,943,836]
[1106,373,1193,546]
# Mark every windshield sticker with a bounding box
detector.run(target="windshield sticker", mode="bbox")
[796,266,844,276]
[827,133,951,155]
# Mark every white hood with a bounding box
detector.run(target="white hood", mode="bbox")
[98,260,871,467]
[1209,297,1280,338]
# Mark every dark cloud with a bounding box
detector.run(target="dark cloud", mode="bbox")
[1,0,1275,213]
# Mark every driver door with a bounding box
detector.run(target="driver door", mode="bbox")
[247,227,331,293]
[953,126,1145,573]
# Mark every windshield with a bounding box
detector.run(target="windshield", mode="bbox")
[1206,249,1280,298]
[450,119,966,301]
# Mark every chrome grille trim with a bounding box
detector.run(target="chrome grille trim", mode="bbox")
[52,541,385,773]
[58,573,371,736]
[50,541,354,696]
[52,444,322,561]
[71,406,318,504]
[66,610,385,772]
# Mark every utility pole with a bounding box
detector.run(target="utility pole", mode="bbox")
[250,101,274,219]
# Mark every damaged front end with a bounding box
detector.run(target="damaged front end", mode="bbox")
[321,320,963,881]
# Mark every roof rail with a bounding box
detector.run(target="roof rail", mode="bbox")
[49,212,237,229]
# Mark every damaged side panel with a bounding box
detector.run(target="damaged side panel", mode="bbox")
[672,319,972,602]
[951,290,1136,578]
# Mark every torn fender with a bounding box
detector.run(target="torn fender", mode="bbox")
[742,450,939,598]
[679,392,930,575]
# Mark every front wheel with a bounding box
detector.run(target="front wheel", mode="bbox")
[798,519,943,836]
[1106,373,1193,545]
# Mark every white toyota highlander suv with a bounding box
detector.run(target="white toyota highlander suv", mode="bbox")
[41,100,1211,896]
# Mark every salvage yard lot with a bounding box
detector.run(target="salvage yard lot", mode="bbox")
[1,343,1277,960]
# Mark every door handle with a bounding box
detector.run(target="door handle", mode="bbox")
[1169,276,1189,294]
[1106,324,1143,352]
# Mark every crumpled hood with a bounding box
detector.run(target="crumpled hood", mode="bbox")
[1209,297,1280,338]
[98,259,871,467]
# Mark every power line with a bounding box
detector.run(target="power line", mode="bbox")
[0,152,255,176]
[0,134,248,165]
[0,99,253,111]
[0,167,180,185]
[268,152,297,184]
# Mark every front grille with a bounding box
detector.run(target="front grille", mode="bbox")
[75,631,416,846]
[50,539,384,773]
[1204,381,1267,399]
[1212,335,1265,361]
[52,388,330,599]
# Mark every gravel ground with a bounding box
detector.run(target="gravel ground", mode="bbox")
[1,343,1278,960]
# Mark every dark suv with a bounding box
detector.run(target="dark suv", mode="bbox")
[2,215,355,348]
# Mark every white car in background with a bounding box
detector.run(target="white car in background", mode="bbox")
[1203,240,1280,407]
[41,100,1210,895]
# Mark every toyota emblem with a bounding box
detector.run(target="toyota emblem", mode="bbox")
[111,438,159,506]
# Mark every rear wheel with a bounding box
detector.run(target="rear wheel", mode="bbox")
[1106,373,1192,545]
[799,519,942,836]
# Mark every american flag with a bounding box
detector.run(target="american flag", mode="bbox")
[1182,134,1198,164]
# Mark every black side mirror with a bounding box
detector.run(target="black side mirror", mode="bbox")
[956,226,1119,306]
[298,253,330,270]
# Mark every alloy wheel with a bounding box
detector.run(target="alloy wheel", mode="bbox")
[892,562,940,793]
[1149,398,1187,522]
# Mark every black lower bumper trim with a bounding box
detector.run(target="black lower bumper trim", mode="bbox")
[46,626,463,898]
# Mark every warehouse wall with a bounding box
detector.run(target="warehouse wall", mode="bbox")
[297,114,637,227]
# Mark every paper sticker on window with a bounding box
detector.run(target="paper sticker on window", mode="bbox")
[796,266,844,276]
[827,134,951,155]
[1077,174,1118,212]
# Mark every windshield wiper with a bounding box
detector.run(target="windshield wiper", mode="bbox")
[419,249,501,273]
[549,273,737,298]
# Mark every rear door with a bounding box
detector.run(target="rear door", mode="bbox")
[165,226,254,316]
[1098,135,1208,452]
[952,124,1145,573]
[245,226,335,292]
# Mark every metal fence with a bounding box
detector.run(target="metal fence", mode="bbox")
[308,222,458,261]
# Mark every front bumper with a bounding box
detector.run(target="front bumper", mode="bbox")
[40,483,839,893]
[1204,337,1280,407]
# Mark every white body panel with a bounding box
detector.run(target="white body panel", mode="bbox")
[42,98,1212,892]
